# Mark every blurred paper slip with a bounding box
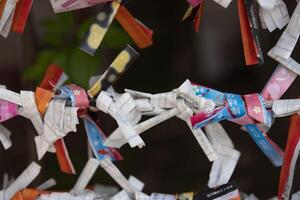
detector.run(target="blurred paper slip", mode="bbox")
[0,88,21,105]
[0,6,14,37]
[115,5,153,49]
[256,0,278,10]
[88,45,139,97]
[136,192,150,200]
[245,194,259,200]
[213,0,232,8]
[205,123,240,188]
[277,115,300,200]
[79,1,120,56]
[99,157,135,195]
[268,49,300,76]
[208,146,240,188]
[92,184,118,198]
[2,162,41,200]
[71,158,100,196]
[258,0,289,32]
[110,190,130,200]
[49,0,112,13]
[36,178,56,191]
[110,176,145,200]
[37,191,96,200]
[0,124,11,149]
[271,1,300,59]
[0,99,18,123]
[11,0,33,34]
[150,193,176,200]
[261,64,297,101]
[205,122,234,148]
[3,175,16,193]
[272,99,300,117]
[187,121,217,162]
[0,0,18,32]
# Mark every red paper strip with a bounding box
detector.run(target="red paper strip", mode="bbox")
[193,3,204,33]
[11,0,33,34]
[243,94,265,123]
[237,0,259,66]
[278,114,300,200]
[54,139,76,174]
[40,64,65,90]
[39,64,76,174]
[115,5,153,49]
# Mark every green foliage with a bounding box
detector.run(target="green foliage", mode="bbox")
[23,12,131,89]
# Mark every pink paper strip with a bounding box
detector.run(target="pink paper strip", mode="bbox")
[0,100,18,122]
[261,64,297,101]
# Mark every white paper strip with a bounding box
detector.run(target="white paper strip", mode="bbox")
[268,49,300,76]
[36,178,57,191]
[0,124,12,150]
[272,99,300,117]
[213,0,232,8]
[257,0,278,10]
[35,99,79,159]
[271,1,300,59]
[2,162,41,200]
[187,122,217,162]
[104,108,178,148]
[150,193,176,200]
[259,0,289,32]
[71,158,100,196]
[0,0,19,32]
[99,158,135,195]
[110,190,131,200]
[208,146,240,188]
[205,123,234,149]
[0,7,15,38]
[97,91,145,148]
[0,88,21,105]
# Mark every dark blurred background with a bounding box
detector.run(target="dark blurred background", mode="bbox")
[0,0,299,199]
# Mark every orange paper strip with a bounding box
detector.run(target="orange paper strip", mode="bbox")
[237,0,258,66]
[34,87,54,115]
[116,5,153,49]
[0,0,7,19]
[11,189,49,200]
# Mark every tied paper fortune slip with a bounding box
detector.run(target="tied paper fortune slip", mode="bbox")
[49,0,113,13]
